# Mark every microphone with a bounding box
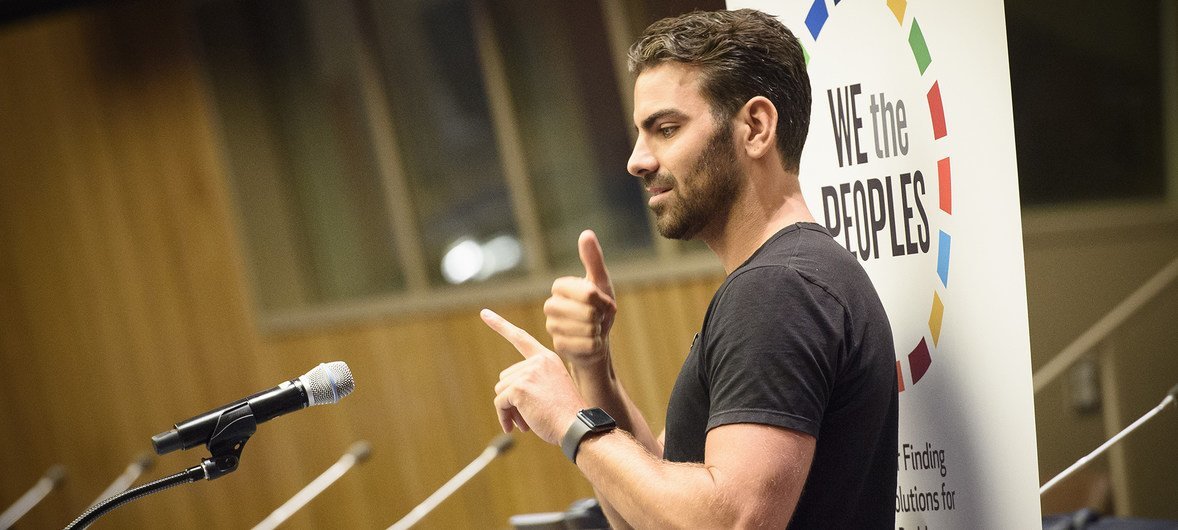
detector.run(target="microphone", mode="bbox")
[388,434,515,530]
[0,464,65,529]
[252,441,372,530]
[89,453,155,508]
[151,361,355,455]
[1040,383,1178,495]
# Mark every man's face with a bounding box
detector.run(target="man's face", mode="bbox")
[628,63,741,241]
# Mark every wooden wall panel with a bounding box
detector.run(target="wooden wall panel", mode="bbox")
[0,3,723,528]
[6,2,1177,527]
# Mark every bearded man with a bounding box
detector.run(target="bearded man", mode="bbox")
[483,9,898,529]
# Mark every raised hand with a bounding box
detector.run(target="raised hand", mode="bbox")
[482,309,586,446]
[544,230,617,366]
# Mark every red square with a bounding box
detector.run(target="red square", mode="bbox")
[938,157,952,214]
[927,82,947,139]
[909,337,932,384]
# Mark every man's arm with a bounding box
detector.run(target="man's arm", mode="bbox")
[482,309,815,529]
[542,231,662,525]
[544,231,661,455]
[578,423,814,529]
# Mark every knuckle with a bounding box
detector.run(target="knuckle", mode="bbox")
[552,276,579,293]
[543,296,559,313]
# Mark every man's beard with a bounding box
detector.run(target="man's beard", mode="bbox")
[646,123,741,241]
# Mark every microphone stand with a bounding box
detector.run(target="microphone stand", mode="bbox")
[65,401,260,529]
[89,453,155,508]
[387,434,515,530]
[0,464,65,529]
[1040,383,1178,495]
[252,441,372,530]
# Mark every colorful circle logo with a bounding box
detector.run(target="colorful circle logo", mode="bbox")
[802,0,953,393]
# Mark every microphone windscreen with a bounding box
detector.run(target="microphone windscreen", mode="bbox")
[302,361,355,406]
[490,433,515,455]
[347,441,373,463]
[134,452,156,471]
[44,464,67,486]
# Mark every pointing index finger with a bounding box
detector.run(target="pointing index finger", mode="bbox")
[481,309,543,359]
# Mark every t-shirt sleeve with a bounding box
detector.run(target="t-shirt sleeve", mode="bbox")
[702,265,845,438]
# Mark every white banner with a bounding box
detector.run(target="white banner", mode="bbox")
[726,1,1042,527]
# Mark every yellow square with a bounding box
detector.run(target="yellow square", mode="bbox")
[887,0,907,25]
[928,292,944,345]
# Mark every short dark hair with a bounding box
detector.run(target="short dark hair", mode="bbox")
[628,9,811,171]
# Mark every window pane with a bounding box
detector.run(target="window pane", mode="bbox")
[197,0,405,311]
[363,0,523,285]
[488,0,653,266]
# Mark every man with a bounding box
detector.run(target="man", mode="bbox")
[482,9,897,528]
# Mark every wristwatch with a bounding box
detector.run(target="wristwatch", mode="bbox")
[560,408,617,463]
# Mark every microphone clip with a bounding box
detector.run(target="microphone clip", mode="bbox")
[200,402,257,481]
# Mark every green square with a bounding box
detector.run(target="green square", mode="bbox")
[908,19,932,74]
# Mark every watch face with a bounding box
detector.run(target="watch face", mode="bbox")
[579,408,616,429]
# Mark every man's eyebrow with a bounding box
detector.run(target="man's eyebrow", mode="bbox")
[638,108,686,132]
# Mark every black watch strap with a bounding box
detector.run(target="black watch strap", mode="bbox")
[560,408,617,463]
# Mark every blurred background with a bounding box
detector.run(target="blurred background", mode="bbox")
[0,0,1175,527]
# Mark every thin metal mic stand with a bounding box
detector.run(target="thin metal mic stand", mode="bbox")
[89,453,155,508]
[0,464,65,529]
[1040,383,1178,495]
[252,441,372,530]
[387,434,515,530]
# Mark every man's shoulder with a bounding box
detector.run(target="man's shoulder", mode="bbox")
[721,223,863,296]
[709,222,887,327]
[745,222,864,273]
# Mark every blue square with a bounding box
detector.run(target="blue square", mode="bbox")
[936,231,951,287]
[805,0,829,40]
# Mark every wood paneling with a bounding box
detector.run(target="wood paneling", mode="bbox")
[6,0,1178,526]
[0,3,721,527]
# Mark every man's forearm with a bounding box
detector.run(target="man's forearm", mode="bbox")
[568,357,661,456]
[568,356,662,529]
[573,430,751,529]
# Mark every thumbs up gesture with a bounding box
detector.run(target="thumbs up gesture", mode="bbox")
[544,230,617,366]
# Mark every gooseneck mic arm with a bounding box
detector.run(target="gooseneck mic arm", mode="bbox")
[89,453,155,509]
[388,434,515,530]
[0,464,65,529]
[65,362,355,530]
[66,466,206,530]
[1040,383,1178,495]
[252,441,373,530]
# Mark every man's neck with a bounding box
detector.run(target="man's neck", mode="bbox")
[702,172,815,274]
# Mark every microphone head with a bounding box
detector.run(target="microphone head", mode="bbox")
[489,433,515,455]
[347,440,373,463]
[134,452,156,472]
[300,361,355,406]
[44,464,67,486]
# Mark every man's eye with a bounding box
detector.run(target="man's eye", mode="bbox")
[659,125,678,138]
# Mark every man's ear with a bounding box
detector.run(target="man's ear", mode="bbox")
[737,96,778,159]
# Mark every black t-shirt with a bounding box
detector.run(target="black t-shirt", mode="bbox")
[664,222,898,529]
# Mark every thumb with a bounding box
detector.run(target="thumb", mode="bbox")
[578,230,613,296]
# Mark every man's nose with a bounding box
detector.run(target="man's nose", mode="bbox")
[627,138,658,177]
